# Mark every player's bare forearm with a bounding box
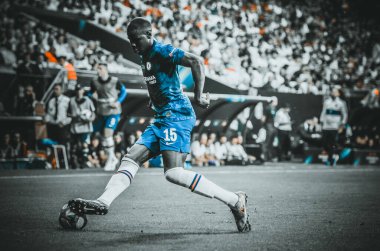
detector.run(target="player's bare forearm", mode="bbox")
[180,52,209,108]
[180,52,205,100]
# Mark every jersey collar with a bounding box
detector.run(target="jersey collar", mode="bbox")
[142,39,158,60]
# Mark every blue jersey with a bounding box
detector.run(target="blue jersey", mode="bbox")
[140,39,195,121]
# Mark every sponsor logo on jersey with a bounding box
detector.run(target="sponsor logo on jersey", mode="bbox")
[143,75,157,85]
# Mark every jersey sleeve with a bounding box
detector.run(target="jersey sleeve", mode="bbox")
[116,81,127,103]
[157,44,185,65]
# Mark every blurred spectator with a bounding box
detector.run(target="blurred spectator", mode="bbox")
[274,103,292,161]
[126,133,136,152]
[68,83,95,168]
[11,132,27,158]
[205,137,218,166]
[320,87,348,165]
[360,87,380,109]
[135,130,143,139]
[354,128,369,149]
[15,84,37,115]
[44,83,71,145]
[0,101,10,116]
[114,132,126,160]
[87,134,101,168]
[226,135,255,165]
[0,133,14,159]
[215,135,229,166]
[0,44,16,67]
[298,117,322,146]
[191,133,207,166]
[58,55,77,92]
[262,99,278,161]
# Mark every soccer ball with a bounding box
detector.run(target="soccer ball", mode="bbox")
[58,204,87,230]
[79,109,92,121]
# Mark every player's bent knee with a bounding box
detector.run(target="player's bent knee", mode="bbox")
[119,156,139,171]
[124,144,151,166]
[123,153,141,166]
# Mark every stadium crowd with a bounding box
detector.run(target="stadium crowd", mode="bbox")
[22,0,380,94]
[0,2,138,75]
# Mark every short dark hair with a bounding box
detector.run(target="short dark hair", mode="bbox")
[127,17,152,37]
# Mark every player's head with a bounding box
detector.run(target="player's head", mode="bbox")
[96,62,108,79]
[127,17,152,55]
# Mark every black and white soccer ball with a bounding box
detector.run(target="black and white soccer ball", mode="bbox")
[58,203,87,230]
[79,109,92,121]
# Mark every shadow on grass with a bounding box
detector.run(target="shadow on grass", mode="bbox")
[93,230,242,246]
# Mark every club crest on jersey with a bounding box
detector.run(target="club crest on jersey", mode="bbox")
[146,62,151,71]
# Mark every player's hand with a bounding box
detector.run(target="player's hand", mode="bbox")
[110,102,120,108]
[195,93,210,109]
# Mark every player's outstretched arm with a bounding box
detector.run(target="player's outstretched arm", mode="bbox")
[180,52,210,109]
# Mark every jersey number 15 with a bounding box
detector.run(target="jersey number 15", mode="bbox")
[163,128,177,142]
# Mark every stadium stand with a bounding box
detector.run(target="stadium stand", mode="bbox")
[17,0,380,95]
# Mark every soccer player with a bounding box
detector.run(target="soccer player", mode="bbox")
[69,17,251,232]
[89,62,127,171]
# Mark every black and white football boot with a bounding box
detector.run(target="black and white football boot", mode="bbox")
[229,191,251,233]
[68,198,109,215]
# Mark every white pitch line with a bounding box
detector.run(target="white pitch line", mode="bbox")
[0,168,378,180]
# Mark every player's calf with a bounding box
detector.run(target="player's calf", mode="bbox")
[164,167,239,206]
[97,156,139,206]
[164,167,251,232]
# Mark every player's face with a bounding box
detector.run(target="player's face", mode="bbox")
[128,32,151,55]
[97,65,108,79]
